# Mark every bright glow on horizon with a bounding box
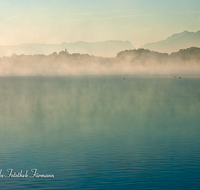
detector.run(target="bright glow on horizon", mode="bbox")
[0,0,200,48]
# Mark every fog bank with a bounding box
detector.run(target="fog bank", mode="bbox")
[0,47,199,76]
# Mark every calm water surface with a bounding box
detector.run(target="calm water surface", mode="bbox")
[0,76,200,189]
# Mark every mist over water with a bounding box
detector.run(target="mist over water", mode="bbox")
[0,76,200,189]
[0,48,200,76]
[1,0,200,188]
[0,61,199,76]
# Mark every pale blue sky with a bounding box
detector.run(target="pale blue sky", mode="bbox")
[0,0,200,47]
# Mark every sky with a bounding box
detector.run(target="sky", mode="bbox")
[0,0,200,48]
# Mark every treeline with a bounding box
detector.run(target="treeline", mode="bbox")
[0,47,199,76]
[0,50,111,66]
[116,47,200,64]
[0,47,200,65]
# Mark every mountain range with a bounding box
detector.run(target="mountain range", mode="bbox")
[0,40,134,57]
[141,30,200,53]
[1,30,200,57]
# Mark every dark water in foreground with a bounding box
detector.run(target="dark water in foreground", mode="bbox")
[0,76,200,189]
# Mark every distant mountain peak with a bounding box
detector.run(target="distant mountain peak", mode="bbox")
[166,30,189,41]
[141,30,200,53]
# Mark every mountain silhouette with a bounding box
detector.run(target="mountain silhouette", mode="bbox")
[141,30,200,53]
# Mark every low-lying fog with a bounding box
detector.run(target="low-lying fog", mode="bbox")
[0,48,199,76]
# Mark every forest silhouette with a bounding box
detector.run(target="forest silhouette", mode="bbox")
[0,47,199,76]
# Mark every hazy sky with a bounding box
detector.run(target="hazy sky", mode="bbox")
[0,0,200,48]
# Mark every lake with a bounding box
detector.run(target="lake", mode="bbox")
[0,76,200,189]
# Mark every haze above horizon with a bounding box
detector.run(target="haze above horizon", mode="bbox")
[0,0,200,48]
